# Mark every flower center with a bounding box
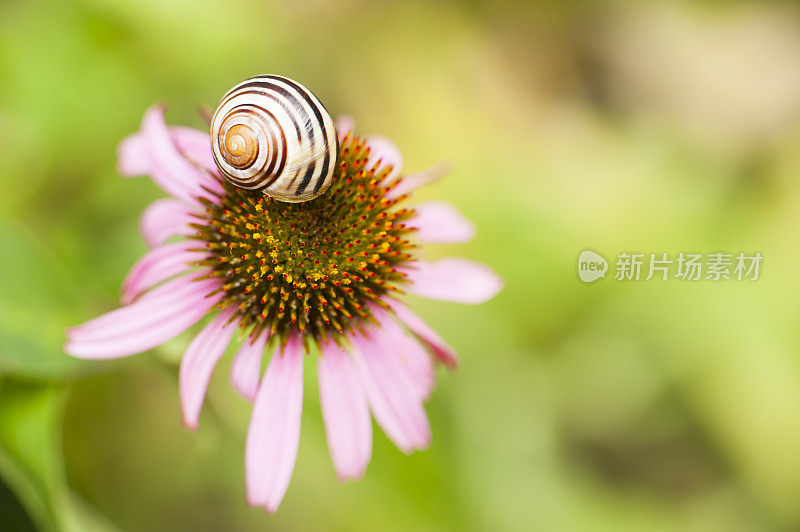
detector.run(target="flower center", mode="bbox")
[193,134,417,345]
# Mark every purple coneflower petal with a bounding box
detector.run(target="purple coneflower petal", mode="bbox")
[117,132,149,177]
[140,198,198,248]
[68,275,212,338]
[169,126,221,182]
[366,135,403,181]
[121,241,202,304]
[65,276,222,359]
[138,105,221,203]
[180,307,238,429]
[335,115,355,143]
[373,308,435,401]
[318,341,372,481]
[120,125,222,189]
[410,201,475,244]
[245,335,304,513]
[230,333,269,401]
[385,300,459,368]
[119,109,191,201]
[402,258,502,304]
[350,329,431,454]
[387,160,450,199]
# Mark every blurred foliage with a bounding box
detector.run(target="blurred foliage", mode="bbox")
[3,0,800,530]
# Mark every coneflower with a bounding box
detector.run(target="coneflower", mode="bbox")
[65,105,502,512]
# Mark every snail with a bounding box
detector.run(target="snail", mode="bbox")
[210,75,338,203]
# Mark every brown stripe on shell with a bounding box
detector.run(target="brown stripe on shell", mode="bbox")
[210,75,337,202]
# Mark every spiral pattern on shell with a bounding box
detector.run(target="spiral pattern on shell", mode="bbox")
[210,75,338,203]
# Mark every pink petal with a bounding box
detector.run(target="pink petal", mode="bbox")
[366,136,402,181]
[117,132,149,176]
[65,275,222,359]
[120,125,221,185]
[139,105,221,202]
[139,198,198,248]
[372,308,435,401]
[179,307,238,429]
[335,115,355,143]
[318,341,372,480]
[121,241,202,304]
[409,201,475,244]
[68,275,211,338]
[385,300,459,368]
[245,335,304,513]
[387,161,451,199]
[349,329,431,453]
[170,126,220,181]
[230,332,269,402]
[402,258,502,305]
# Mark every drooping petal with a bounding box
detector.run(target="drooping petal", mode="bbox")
[349,329,431,454]
[402,258,502,304]
[139,198,198,248]
[121,241,202,304]
[65,275,222,359]
[138,105,221,202]
[117,132,149,177]
[366,136,402,181]
[385,300,459,368]
[120,125,220,182]
[179,307,238,429]
[245,335,304,513]
[170,126,220,180]
[372,308,435,400]
[318,341,372,480]
[335,115,355,143]
[409,201,475,244]
[230,332,269,402]
[68,275,211,339]
[387,161,450,199]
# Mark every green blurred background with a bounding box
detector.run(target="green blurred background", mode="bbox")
[3,0,800,530]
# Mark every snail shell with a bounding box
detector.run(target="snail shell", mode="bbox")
[210,75,338,203]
